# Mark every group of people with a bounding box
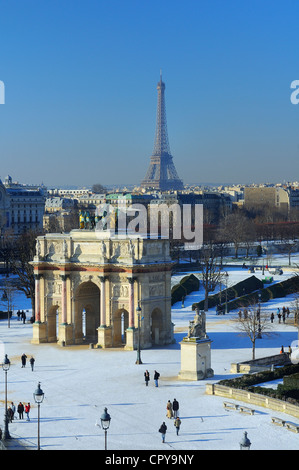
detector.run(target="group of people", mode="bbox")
[7,402,31,422]
[159,399,181,443]
[4,354,35,426]
[144,369,160,387]
[16,310,34,324]
[17,310,27,323]
[271,307,290,324]
[280,345,292,356]
[21,353,35,371]
[238,305,291,324]
[143,370,182,443]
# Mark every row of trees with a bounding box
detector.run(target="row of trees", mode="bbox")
[171,206,299,263]
[207,210,299,256]
[1,201,299,323]
[0,230,38,318]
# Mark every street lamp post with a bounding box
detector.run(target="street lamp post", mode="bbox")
[1,290,10,328]
[100,407,111,450]
[2,354,11,440]
[135,303,142,364]
[225,273,228,314]
[257,292,262,339]
[33,382,44,450]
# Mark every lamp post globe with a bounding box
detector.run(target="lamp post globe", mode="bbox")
[2,354,10,372]
[239,431,251,450]
[100,407,111,430]
[33,382,44,404]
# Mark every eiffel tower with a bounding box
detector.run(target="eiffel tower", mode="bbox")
[141,74,184,191]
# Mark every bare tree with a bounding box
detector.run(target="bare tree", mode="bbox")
[232,301,273,359]
[0,279,16,328]
[92,183,107,194]
[9,230,41,318]
[277,241,298,266]
[0,228,15,275]
[219,212,255,258]
[199,242,222,311]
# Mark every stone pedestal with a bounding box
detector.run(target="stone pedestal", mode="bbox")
[178,336,214,381]
[31,322,48,344]
[58,323,74,346]
[97,326,112,349]
[124,327,137,350]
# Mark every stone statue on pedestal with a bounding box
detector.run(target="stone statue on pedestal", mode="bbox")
[179,306,214,381]
[187,308,206,340]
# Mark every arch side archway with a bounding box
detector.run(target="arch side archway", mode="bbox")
[151,307,163,345]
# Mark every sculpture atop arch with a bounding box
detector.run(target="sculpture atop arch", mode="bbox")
[31,229,174,349]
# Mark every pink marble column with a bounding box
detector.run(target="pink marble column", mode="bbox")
[60,274,68,324]
[128,277,135,328]
[100,276,106,326]
[34,274,41,322]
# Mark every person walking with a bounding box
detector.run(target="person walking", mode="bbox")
[29,356,35,371]
[166,400,173,419]
[144,370,150,386]
[174,416,181,436]
[172,398,179,418]
[7,406,13,423]
[17,402,24,420]
[25,403,31,421]
[270,312,274,323]
[21,353,27,368]
[159,422,167,443]
[282,311,286,323]
[10,402,16,420]
[154,370,160,387]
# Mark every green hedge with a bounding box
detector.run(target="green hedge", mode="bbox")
[225,275,299,311]
[219,363,299,388]
[192,275,299,312]
[218,363,299,405]
[0,311,12,320]
[280,372,299,390]
[171,274,200,306]
[192,275,264,311]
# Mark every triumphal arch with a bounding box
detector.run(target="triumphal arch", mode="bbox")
[31,229,174,349]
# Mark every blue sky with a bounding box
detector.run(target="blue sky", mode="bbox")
[0,0,299,188]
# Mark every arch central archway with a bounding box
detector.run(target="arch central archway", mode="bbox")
[74,281,101,343]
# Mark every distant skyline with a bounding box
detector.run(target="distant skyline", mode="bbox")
[0,0,299,188]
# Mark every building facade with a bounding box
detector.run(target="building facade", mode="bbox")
[244,186,289,211]
[0,179,10,234]
[1,176,46,235]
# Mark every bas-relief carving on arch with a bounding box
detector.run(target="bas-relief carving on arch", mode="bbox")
[31,230,173,349]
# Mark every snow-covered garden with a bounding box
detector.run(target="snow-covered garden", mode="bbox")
[0,253,299,451]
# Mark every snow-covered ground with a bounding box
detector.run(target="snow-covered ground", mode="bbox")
[0,259,299,451]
